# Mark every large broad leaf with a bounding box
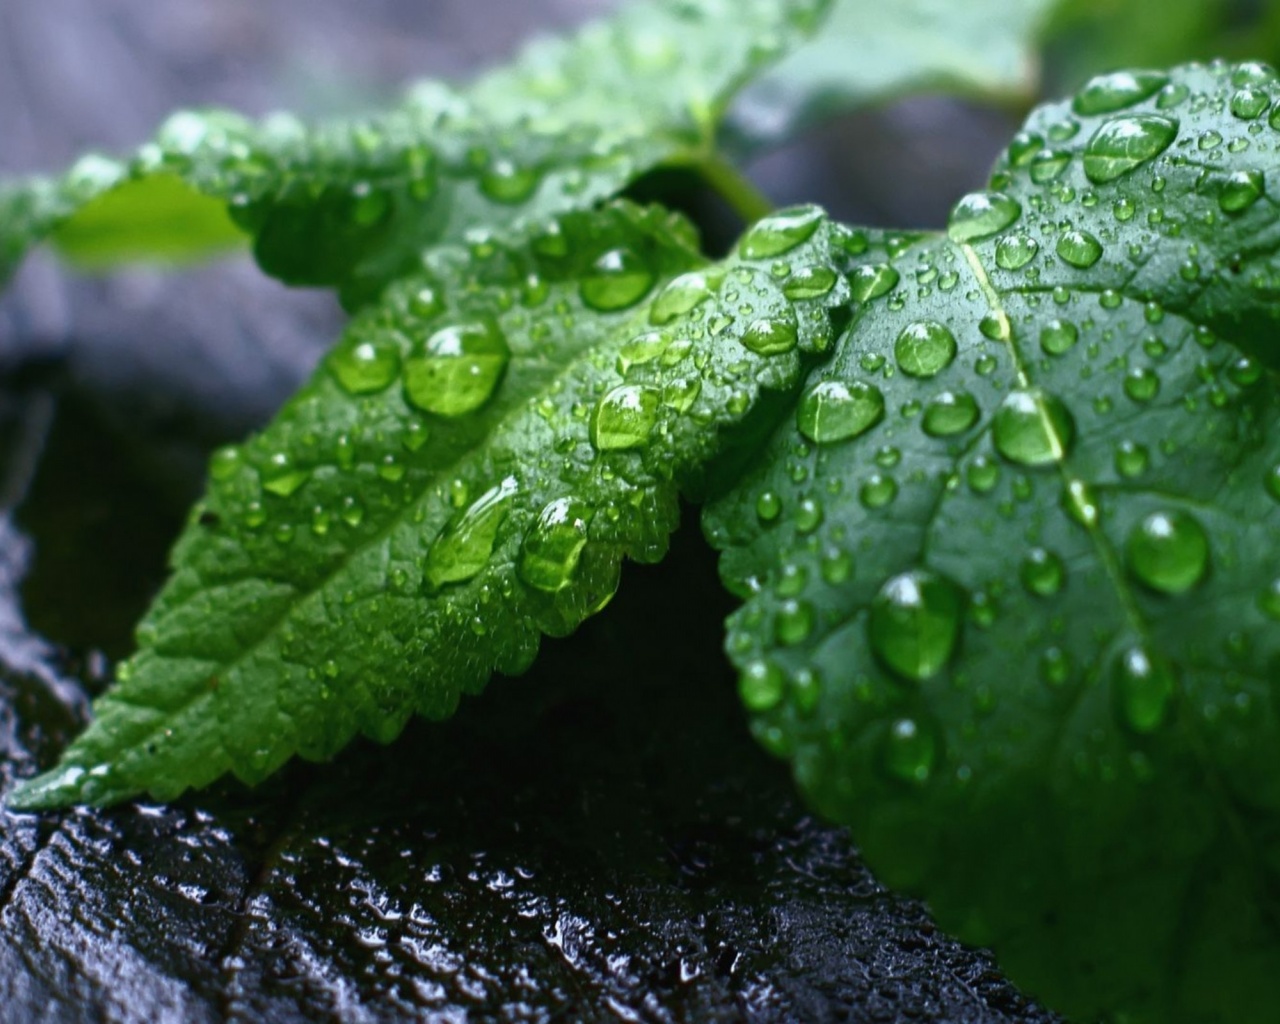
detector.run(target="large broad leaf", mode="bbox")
[705,62,1280,1023]
[729,0,1057,149]
[0,0,828,298]
[9,200,852,808]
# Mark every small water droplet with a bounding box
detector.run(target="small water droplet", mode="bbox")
[992,389,1075,466]
[1073,70,1168,116]
[775,599,815,646]
[947,191,1021,243]
[995,233,1039,270]
[404,318,511,416]
[1039,318,1079,355]
[1020,547,1065,596]
[849,263,899,302]
[580,248,655,311]
[1124,367,1161,402]
[1126,509,1209,594]
[209,446,242,482]
[881,718,937,785]
[591,385,660,451]
[1114,440,1150,478]
[262,452,309,497]
[1259,579,1280,620]
[1230,87,1271,120]
[859,473,898,508]
[796,380,885,443]
[922,390,980,437]
[518,497,591,593]
[868,570,964,681]
[782,264,838,300]
[478,158,541,204]
[739,660,785,711]
[1056,230,1104,268]
[1082,116,1178,183]
[757,490,782,522]
[329,334,401,394]
[741,313,799,355]
[894,321,957,378]
[1030,149,1071,183]
[1040,647,1072,688]
[739,205,824,259]
[1219,170,1265,213]
[1113,644,1176,733]
[649,269,721,325]
[425,475,518,588]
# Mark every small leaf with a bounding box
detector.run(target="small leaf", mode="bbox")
[9,201,851,809]
[706,62,1280,1023]
[0,0,829,295]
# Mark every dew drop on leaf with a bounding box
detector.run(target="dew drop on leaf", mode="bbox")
[1229,87,1271,120]
[995,233,1039,270]
[740,312,799,355]
[517,497,591,594]
[425,475,518,588]
[738,659,785,711]
[922,390,980,437]
[1125,509,1210,594]
[209,446,242,482]
[992,389,1075,467]
[775,599,815,646]
[1114,440,1150,478]
[1113,644,1177,733]
[1260,579,1280,620]
[946,191,1021,243]
[881,718,937,785]
[590,384,660,450]
[1020,547,1066,597]
[1030,150,1071,183]
[478,158,541,204]
[738,204,823,259]
[756,490,782,522]
[868,570,965,681]
[404,318,511,417]
[1082,115,1179,184]
[849,263,900,302]
[1124,367,1161,402]
[796,380,885,444]
[1040,647,1072,688]
[648,269,720,325]
[262,452,310,497]
[579,247,656,311]
[1218,170,1265,213]
[1266,463,1280,502]
[859,473,898,508]
[894,320,957,378]
[329,335,401,395]
[1072,70,1168,115]
[1056,230,1104,268]
[1040,318,1079,356]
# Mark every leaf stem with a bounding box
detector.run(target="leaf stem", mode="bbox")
[695,153,774,224]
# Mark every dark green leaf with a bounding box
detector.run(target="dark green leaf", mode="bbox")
[706,62,1280,1024]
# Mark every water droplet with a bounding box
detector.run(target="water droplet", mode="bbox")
[1073,70,1168,116]
[1266,463,1280,502]
[859,473,898,508]
[591,385,660,450]
[329,334,400,394]
[663,377,701,412]
[868,570,964,681]
[775,599,814,646]
[740,312,799,355]
[518,497,591,593]
[967,455,1000,493]
[209,446,242,482]
[649,270,720,325]
[922,391,980,437]
[1020,548,1065,596]
[580,248,655,311]
[1113,644,1176,733]
[404,318,511,416]
[993,389,1075,467]
[821,549,854,585]
[1039,318,1079,355]
[782,265,838,300]
[425,475,518,588]
[995,233,1038,270]
[1114,440,1150,478]
[947,191,1021,243]
[1123,367,1161,402]
[262,452,309,497]
[756,490,781,522]
[1056,230,1104,268]
[894,321,957,378]
[796,380,884,443]
[849,263,899,301]
[794,497,823,533]
[1126,510,1209,594]
[1040,647,1072,688]
[738,660,785,711]
[1259,579,1280,620]
[881,718,936,785]
[1030,149,1071,183]
[478,158,540,204]
[1082,116,1178,184]
[739,205,824,259]
[1230,87,1270,120]
[1219,170,1265,213]
[616,330,671,374]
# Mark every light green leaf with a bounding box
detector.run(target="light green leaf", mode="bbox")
[730,0,1056,148]
[0,0,828,297]
[705,62,1280,1023]
[8,200,852,809]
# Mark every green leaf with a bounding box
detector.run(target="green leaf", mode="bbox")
[705,62,1280,1024]
[0,0,829,296]
[8,199,852,809]
[729,0,1056,149]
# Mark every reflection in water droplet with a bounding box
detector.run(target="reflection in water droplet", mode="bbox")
[995,234,1039,270]
[591,385,660,450]
[849,264,899,302]
[1073,70,1168,116]
[329,334,401,394]
[1082,115,1178,183]
[1125,510,1210,594]
[1219,170,1265,213]
[922,391,980,437]
[796,380,885,444]
[478,158,541,204]
[739,205,824,259]
[947,191,1021,243]
[1040,319,1079,356]
[993,389,1075,467]
[1056,230,1104,268]
[518,497,592,593]
[649,270,720,325]
[404,318,511,417]
[741,313,799,355]
[262,452,309,497]
[783,265,838,300]
[894,321,957,378]
[868,570,964,681]
[425,475,518,588]
[580,248,655,311]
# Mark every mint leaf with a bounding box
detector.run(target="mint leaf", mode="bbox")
[730,0,1055,148]
[9,200,852,809]
[0,0,829,297]
[706,63,1280,1023]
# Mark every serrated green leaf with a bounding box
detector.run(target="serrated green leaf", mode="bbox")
[729,0,1056,149]
[0,0,828,296]
[706,62,1280,1024]
[8,200,852,809]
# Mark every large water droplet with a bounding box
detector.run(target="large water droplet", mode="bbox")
[922,391,980,437]
[894,321,957,378]
[783,265,838,300]
[478,158,541,204]
[1125,510,1209,594]
[947,191,1021,243]
[580,248,655,311]
[1082,115,1178,184]
[262,452,309,497]
[775,599,814,646]
[881,718,937,785]
[404,318,511,417]
[1056,230,1104,268]
[425,475,518,588]
[796,380,884,444]
[591,385,660,450]
[1040,318,1079,355]
[741,312,799,355]
[739,205,824,259]
[738,660,785,711]
[649,269,721,325]
[329,334,401,394]
[868,570,964,681]
[1219,170,1265,213]
[995,234,1039,270]
[849,263,899,302]
[992,389,1075,467]
[1113,644,1176,733]
[518,497,591,593]
[1073,70,1168,115]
